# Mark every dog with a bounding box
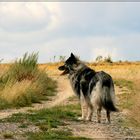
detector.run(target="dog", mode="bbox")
[58,53,118,123]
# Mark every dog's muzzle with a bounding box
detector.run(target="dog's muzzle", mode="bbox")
[58,65,69,75]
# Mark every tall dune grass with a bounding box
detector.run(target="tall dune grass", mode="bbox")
[0,53,57,108]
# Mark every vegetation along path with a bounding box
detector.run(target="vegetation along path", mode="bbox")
[0,76,72,119]
[0,75,139,139]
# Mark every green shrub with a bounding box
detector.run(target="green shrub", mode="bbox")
[0,53,57,108]
[104,55,113,63]
[0,52,38,85]
[0,98,11,110]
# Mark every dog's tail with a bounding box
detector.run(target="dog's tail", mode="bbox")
[101,81,119,112]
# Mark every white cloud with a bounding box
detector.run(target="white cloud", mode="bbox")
[0,2,140,63]
[35,36,120,62]
[1,33,140,63]
[0,2,61,32]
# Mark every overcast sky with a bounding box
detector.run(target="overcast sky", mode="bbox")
[0,2,140,63]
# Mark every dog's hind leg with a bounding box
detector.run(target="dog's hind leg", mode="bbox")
[106,110,111,123]
[85,98,93,121]
[86,104,93,121]
[97,107,102,123]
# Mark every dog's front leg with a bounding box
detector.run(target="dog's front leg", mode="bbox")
[78,93,87,120]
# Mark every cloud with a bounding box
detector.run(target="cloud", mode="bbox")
[0,2,140,63]
[0,2,61,32]
[37,34,140,62]
[1,33,140,63]
[36,36,119,62]
[0,2,62,47]
[57,2,140,36]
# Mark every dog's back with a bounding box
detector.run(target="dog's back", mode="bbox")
[69,66,118,112]
[91,71,118,112]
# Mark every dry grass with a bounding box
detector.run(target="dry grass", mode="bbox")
[0,53,57,108]
[39,62,140,80]
[0,80,31,103]
[130,80,140,127]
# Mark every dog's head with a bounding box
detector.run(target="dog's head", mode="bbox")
[58,53,79,75]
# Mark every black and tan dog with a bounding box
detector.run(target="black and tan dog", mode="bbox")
[58,53,118,123]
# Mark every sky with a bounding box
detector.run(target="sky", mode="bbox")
[0,2,140,63]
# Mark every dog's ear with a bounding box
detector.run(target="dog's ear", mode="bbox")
[70,53,79,64]
[70,53,75,58]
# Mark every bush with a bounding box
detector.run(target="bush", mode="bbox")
[95,55,113,63]
[104,55,113,63]
[0,53,57,108]
[1,53,38,85]
[95,55,103,63]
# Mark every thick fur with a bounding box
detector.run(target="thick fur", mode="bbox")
[58,53,118,123]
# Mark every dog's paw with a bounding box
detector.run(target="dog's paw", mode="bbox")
[106,120,111,124]
[85,117,92,121]
[77,117,85,121]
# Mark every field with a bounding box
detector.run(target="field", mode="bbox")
[0,61,140,139]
